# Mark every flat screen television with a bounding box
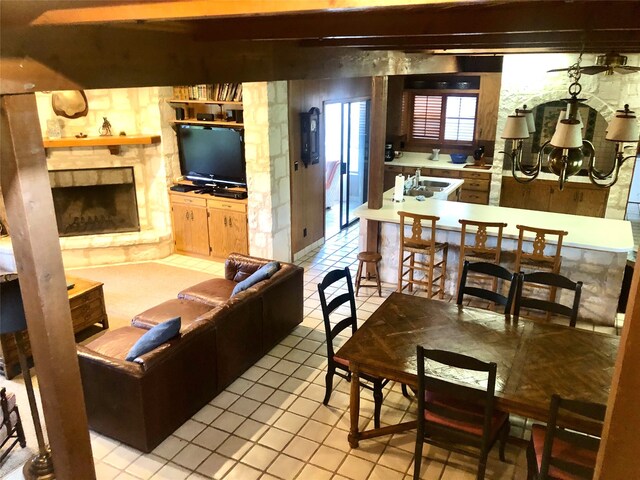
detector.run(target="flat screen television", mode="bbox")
[177,125,246,187]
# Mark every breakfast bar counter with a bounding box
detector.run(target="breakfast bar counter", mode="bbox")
[354,193,634,325]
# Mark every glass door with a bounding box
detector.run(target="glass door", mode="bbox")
[325,99,370,232]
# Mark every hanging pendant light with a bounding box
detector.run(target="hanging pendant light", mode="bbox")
[503,53,639,191]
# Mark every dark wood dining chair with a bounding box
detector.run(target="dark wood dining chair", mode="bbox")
[514,272,583,327]
[0,387,27,464]
[414,347,510,480]
[457,261,517,316]
[317,267,389,428]
[527,394,606,480]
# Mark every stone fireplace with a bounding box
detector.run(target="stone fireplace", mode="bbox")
[50,167,140,237]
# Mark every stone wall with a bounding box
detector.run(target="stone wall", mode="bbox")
[243,81,292,261]
[492,53,640,219]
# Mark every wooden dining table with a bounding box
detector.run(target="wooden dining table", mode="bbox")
[336,292,619,448]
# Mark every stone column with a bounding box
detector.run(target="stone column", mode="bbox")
[243,81,292,261]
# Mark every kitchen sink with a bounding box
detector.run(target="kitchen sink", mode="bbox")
[404,187,434,197]
[417,180,450,189]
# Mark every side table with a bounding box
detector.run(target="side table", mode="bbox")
[0,276,108,378]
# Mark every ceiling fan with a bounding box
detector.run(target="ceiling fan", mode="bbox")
[548,52,640,75]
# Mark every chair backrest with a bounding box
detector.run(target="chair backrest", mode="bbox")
[539,394,606,480]
[398,212,439,251]
[416,346,497,452]
[514,272,583,327]
[317,268,358,360]
[515,225,568,274]
[456,261,517,315]
[458,219,507,273]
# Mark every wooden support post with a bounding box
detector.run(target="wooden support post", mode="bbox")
[0,94,96,479]
[595,260,640,478]
[365,76,387,273]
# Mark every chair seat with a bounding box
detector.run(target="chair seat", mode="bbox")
[425,393,509,438]
[333,355,349,368]
[531,424,597,480]
[357,251,382,262]
[404,241,448,253]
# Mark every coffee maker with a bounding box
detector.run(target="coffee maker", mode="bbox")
[385,143,394,162]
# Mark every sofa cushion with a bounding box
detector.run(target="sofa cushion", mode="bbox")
[132,299,215,330]
[85,326,149,361]
[178,278,236,306]
[231,261,280,296]
[125,317,181,361]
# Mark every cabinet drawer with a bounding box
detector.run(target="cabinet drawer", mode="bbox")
[459,190,489,204]
[462,179,490,192]
[385,165,405,174]
[69,287,102,309]
[170,193,207,207]
[429,169,460,178]
[461,170,491,180]
[208,200,247,213]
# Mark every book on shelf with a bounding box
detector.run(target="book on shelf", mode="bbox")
[172,83,243,102]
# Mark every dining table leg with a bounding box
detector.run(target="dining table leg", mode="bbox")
[348,370,361,448]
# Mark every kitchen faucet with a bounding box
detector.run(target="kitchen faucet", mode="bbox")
[414,168,421,188]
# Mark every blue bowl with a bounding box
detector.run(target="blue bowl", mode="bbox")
[450,154,468,164]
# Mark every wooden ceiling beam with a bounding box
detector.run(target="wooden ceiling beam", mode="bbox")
[180,2,640,42]
[29,0,481,26]
[298,31,640,51]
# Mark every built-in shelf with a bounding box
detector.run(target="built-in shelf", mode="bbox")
[168,99,243,108]
[42,135,161,155]
[171,120,244,128]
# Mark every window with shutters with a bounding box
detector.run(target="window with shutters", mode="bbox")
[409,93,478,145]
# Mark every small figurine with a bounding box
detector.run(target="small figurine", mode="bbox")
[99,117,113,136]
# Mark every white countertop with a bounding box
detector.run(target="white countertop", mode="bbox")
[386,152,495,173]
[354,194,634,253]
[398,176,464,200]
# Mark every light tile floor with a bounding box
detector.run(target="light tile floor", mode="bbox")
[8,224,594,480]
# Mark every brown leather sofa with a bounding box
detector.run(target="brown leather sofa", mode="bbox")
[77,253,304,452]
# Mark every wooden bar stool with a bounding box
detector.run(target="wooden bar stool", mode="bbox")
[514,225,568,274]
[397,212,448,298]
[458,219,507,293]
[355,251,382,296]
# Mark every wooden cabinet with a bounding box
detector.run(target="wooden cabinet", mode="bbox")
[207,199,249,257]
[500,177,609,217]
[170,191,248,258]
[170,194,210,256]
[475,73,502,143]
[0,277,108,379]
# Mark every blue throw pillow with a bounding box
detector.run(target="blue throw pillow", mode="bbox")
[125,317,181,361]
[231,261,280,296]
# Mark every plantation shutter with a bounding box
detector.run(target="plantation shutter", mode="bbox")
[412,95,443,140]
[444,96,477,142]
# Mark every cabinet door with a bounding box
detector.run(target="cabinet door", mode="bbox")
[573,188,608,218]
[500,178,550,211]
[224,211,249,255]
[549,184,609,218]
[208,208,226,257]
[172,203,210,256]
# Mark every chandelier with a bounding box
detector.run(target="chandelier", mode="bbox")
[501,55,639,190]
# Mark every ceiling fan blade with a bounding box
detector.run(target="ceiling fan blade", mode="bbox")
[579,66,608,75]
[613,67,639,74]
[547,67,570,73]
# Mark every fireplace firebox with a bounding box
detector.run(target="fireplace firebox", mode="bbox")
[49,167,140,237]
